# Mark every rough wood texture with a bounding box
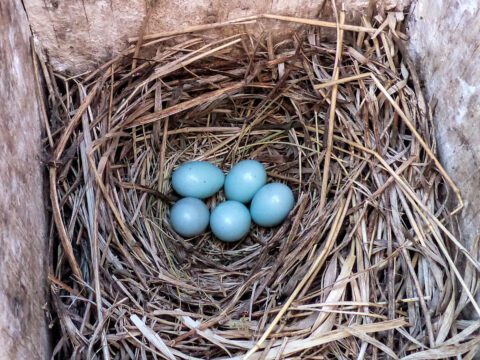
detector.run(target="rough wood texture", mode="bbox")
[8,0,479,357]
[408,1,480,258]
[24,0,409,73]
[0,1,49,358]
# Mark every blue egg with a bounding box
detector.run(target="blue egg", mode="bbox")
[224,160,267,203]
[171,161,225,199]
[210,201,251,242]
[170,197,210,237]
[250,183,295,227]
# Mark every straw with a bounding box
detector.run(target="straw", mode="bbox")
[43,9,479,360]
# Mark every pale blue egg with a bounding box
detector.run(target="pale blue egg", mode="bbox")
[250,183,295,227]
[224,160,267,203]
[170,197,210,237]
[210,201,251,242]
[171,161,225,199]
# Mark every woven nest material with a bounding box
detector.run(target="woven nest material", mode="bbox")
[44,11,480,360]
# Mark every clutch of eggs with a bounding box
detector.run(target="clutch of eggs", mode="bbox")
[169,160,295,241]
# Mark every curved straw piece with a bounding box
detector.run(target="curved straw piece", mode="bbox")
[369,73,464,215]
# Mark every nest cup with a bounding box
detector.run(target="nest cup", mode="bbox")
[46,13,479,360]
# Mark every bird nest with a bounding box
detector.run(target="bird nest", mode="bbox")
[44,11,480,360]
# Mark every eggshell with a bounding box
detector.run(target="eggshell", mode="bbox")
[224,160,267,203]
[170,197,210,237]
[171,161,224,199]
[250,183,294,227]
[210,201,251,242]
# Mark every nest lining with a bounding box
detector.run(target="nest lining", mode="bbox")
[43,12,480,360]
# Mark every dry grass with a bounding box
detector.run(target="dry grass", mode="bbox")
[41,9,480,360]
